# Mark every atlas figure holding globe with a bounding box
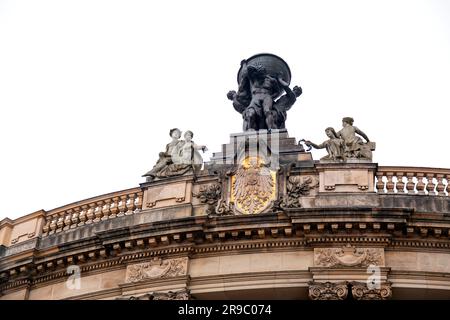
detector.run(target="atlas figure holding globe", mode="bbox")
[227,54,302,131]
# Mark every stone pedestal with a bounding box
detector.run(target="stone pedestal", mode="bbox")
[207,129,313,168]
[316,162,377,193]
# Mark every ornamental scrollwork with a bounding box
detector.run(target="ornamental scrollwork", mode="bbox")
[350,282,392,300]
[125,257,187,283]
[314,244,385,268]
[193,183,222,214]
[308,281,348,300]
[279,175,318,209]
[119,289,191,300]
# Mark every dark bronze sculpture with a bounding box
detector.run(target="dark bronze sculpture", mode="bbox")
[227,53,301,131]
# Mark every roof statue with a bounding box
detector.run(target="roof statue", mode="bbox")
[5,53,450,302]
[227,53,302,131]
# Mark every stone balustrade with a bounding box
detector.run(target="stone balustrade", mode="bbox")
[375,166,450,196]
[41,188,143,237]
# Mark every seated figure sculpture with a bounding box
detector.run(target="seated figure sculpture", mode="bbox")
[304,127,345,161]
[305,117,375,161]
[337,117,373,160]
[142,129,207,182]
[142,128,181,181]
[172,130,207,170]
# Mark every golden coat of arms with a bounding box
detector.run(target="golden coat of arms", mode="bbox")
[231,156,276,214]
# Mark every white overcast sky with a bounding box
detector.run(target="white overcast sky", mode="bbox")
[1,0,450,220]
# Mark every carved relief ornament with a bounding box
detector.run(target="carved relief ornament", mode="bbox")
[125,257,188,283]
[280,175,318,208]
[308,281,348,300]
[231,156,276,215]
[314,244,384,268]
[350,282,392,300]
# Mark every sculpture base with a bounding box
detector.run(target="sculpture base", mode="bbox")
[207,129,313,168]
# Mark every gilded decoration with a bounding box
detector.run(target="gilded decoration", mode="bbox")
[231,156,276,214]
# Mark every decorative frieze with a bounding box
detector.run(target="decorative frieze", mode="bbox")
[120,289,190,300]
[125,257,188,283]
[308,281,348,300]
[314,244,384,267]
[308,281,392,300]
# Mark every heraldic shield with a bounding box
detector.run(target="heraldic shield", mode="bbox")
[231,156,277,215]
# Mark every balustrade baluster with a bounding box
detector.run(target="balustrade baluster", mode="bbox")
[405,173,415,194]
[118,195,127,217]
[110,197,119,218]
[78,205,88,226]
[126,194,136,215]
[446,175,450,196]
[71,207,80,228]
[94,201,104,222]
[386,172,395,193]
[436,174,446,196]
[136,192,143,211]
[49,214,58,235]
[375,172,385,193]
[396,172,405,194]
[86,203,95,224]
[102,199,111,220]
[56,213,65,233]
[426,173,436,196]
[416,173,426,195]
[63,209,72,231]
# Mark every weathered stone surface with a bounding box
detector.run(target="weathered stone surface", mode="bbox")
[350,281,392,300]
[316,163,377,193]
[308,281,348,300]
[314,245,384,268]
[125,257,188,283]
[143,180,192,209]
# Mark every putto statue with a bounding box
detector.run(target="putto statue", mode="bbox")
[227,53,302,131]
[305,117,375,161]
[142,128,207,181]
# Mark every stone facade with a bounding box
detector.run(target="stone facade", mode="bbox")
[1,131,450,300]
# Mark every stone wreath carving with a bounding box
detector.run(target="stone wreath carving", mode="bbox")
[314,244,384,268]
[308,281,348,300]
[350,282,392,300]
[279,175,318,208]
[193,183,222,214]
[125,257,188,283]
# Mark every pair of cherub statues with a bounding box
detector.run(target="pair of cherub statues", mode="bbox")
[304,117,375,161]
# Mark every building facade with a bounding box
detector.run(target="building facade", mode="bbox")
[1,128,450,300]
